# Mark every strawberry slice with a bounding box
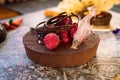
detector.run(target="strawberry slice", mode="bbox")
[70,23,78,37]
[2,22,10,30]
[2,18,23,31]
[2,22,16,31]
[12,18,23,26]
[8,25,16,30]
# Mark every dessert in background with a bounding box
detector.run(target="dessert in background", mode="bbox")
[90,11,112,26]
[23,8,100,67]
[1,18,23,31]
[0,18,23,44]
[58,0,120,30]
[44,10,59,17]
[0,24,7,44]
[45,0,120,30]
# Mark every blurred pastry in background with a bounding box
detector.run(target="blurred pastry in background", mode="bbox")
[44,0,120,30]
[44,10,59,17]
[57,0,120,30]
[1,18,23,31]
[90,11,112,26]
[0,24,7,44]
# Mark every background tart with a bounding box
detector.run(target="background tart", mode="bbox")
[90,11,112,26]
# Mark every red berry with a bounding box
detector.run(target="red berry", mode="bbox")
[60,30,68,37]
[71,23,78,37]
[9,25,16,29]
[59,30,71,43]
[2,22,10,30]
[61,37,70,43]
[73,22,78,27]
[44,33,60,50]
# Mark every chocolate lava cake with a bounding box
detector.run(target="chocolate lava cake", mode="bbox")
[90,11,112,26]
[23,12,100,67]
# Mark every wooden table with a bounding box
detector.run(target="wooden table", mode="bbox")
[0,8,120,80]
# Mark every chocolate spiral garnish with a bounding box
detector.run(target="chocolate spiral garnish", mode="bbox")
[46,12,67,25]
[58,12,67,16]
[45,12,79,27]
[31,12,79,34]
[54,14,79,26]
[35,21,46,28]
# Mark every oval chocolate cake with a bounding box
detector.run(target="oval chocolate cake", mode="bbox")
[23,32,99,67]
[23,11,100,67]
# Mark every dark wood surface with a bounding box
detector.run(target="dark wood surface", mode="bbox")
[0,6,21,20]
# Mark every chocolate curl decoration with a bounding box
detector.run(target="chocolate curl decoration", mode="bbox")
[30,12,79,34]
[30,12,79,45]
[71,7,97,49]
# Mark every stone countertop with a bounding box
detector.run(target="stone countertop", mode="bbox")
[0,8,120,80]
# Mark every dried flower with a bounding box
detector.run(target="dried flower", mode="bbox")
[112,28,120,35]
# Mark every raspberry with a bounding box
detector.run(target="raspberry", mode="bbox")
[59,30,71,43]
[71,23,78,37]
[61,37,70,43]
[44,33,60,50]
[73,22,78,27]
[60,30,68,37]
